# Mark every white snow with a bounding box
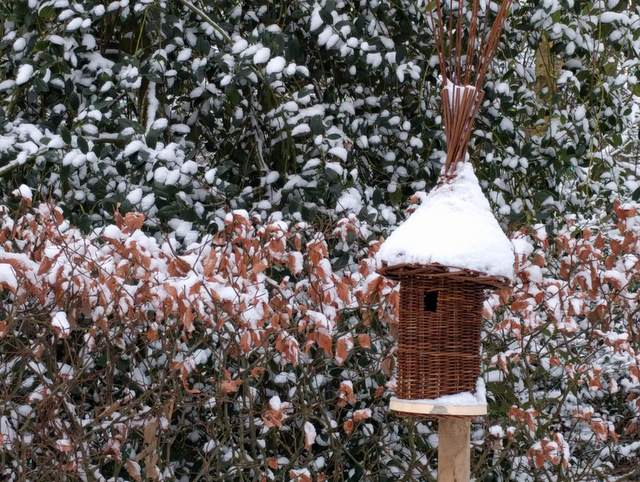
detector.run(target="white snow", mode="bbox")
[500,117,514,133]
[443,81,478,108]
[366,53,383,68]
[391,377,487,406]
[124,140,145,157]
[52,312,71,338]
[599,12,627,24]
[0,416,16,447]
[291,124,310,136]
[269,395,283,410]
[151,118,168,130]
[0,264,18,291]
[264,171,279,184]
[0,80,15,91]
[13,38,26,52]
[170,124,190,134]
[304,421,316,447]
[266,56,286,75]
[337,188,363,213]
[141,193,155,211]
[310,8,324,31]
[489,425,505,438]
[12,184,32,201]
[16,64,34,85]
[328,146,348,161]
[66,17,83,31]
[177,48,192,62]
[253,47,271,65]
[377,162,514,280]
[126,188,143,204]
[231,38,248,54]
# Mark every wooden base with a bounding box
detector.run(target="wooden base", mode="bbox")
[438,418,471,482]
[389,398,487,417]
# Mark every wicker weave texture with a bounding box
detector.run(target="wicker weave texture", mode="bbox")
[396,277,484,400]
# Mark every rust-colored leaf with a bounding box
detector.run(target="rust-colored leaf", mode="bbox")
[381,356,395,376]
[124,212,145,232]
[240,332,251,353]
[316,333,333,356]
[56,439,72,452]
[353,409,371,422]
[126,460,142,482]
[611,239,622,255]
[358,333,371,349]
[146,327,158,341]
[252,258,268,275]
[343,420,354,434]
[144,420,158,445]
[37,255,53,275]
[221,379,242,394]
[533,253,545,267]
[339,381,356,406]
[511,300,529,312]
[337,280,350,303]
[183,309,194,332]
[336,338,348,365]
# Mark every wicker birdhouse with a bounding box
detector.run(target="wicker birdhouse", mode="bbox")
[377,0,515,418]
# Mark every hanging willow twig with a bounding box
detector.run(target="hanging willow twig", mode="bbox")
[427,0,514,175]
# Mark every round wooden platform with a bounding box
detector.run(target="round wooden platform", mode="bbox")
[389,398,487,417]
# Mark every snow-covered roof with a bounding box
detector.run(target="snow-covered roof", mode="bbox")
[377,162,514,280]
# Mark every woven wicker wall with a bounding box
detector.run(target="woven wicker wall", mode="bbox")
[395,276,485,400]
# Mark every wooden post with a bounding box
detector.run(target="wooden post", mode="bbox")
[438,418,471,482]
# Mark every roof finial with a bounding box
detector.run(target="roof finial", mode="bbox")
[428,0,514,175]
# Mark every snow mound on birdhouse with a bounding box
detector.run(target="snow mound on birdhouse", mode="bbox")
[392,377,487,406]
[377,162,514,280]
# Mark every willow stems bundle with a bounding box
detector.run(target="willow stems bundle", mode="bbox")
[428,0,514,175]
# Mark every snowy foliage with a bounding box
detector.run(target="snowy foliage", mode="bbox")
[1,0,640,480]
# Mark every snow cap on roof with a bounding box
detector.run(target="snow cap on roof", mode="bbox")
[377,162,514,280]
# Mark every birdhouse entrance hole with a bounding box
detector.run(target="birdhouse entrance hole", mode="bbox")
[424,291,438,312]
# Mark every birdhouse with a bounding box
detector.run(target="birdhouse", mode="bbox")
[377,162,513,417]
[376,0,515,418]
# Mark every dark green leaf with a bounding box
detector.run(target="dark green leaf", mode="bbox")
[77,136,89,154]
[319,9,333,27]
[310,116,324,135]
[60,126,71,144]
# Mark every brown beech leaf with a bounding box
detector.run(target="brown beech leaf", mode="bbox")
[221,379,242,394]
[37,255,53,275]
[56,439,73,452]
[240,332,251,353]
[316,333,333,356]
[358,333,371,349]
[124,212,145,232]
[303,421,316,450]
[381,356,395,376]
[337,280,350,303]
[289,471,312,482]
[336,338,348,365]
[353,409,371,422]
[126,460,142,482]
[339,381,356,406]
